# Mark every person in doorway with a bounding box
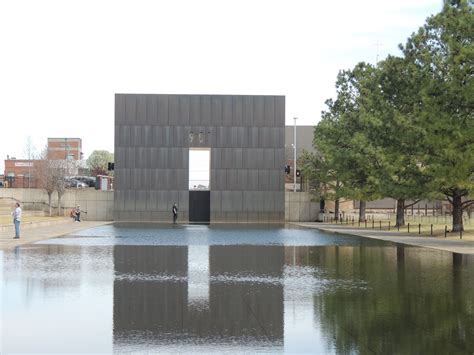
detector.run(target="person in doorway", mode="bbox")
[12,202,22,239]
[172,203,178,224]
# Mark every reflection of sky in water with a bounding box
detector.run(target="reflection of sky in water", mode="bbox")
[1,225,473,353]
[36,223,391,247]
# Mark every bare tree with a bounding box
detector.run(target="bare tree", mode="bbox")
[52,160,67,216]
[23,136,37,188]
[35,159,56,216]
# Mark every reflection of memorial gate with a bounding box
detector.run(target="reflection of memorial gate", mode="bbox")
[189,191,210,223]
[113,244,284,349]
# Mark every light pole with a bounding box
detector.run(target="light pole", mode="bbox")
[65,138,70,176]
[293,117,298,192]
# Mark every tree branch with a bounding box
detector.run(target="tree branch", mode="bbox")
[461,199,474,207]
[462,201,474,210]
[404,199,422,209]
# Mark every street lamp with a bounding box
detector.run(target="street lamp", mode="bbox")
[293,117,298,192]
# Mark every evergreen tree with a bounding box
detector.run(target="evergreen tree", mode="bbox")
[401,0,474,231]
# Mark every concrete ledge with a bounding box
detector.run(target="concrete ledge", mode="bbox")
[0,221,112,250]
[0,218,71,233]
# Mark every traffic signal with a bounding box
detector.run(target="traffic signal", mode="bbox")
[108,162,115,171]
[296,169,301,178]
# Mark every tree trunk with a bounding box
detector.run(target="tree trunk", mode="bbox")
[334,199,340,221]
[359,200,366,222]
[48,193,52,217]
[451,194,463,232]
[57,192,62,216]
[396,199,405,227]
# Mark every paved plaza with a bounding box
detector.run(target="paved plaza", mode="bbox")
[0,220,111,250]
[294,222,474,255]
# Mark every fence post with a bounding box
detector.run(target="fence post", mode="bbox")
[418,223,421,235]
[365,219,367,228]
[388,221,390,230]
[430,224,433,236]
[444,225,447,238]
[372,220,374,229]
[379,220,382,230]
[408,223,410,233]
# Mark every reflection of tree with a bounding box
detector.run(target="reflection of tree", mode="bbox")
[307,246,474,354]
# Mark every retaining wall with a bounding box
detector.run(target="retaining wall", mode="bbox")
[285,192,320,222]
[0,188,113,221]
[1,189,321,222]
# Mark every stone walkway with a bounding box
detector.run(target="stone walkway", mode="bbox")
[0,221,112,250]
[293,222,474,255]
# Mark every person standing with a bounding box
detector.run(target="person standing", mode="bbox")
[172,203,178,224]
[12,202,22,239]
[75,205,81,222]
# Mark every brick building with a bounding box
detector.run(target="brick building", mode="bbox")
[3,159,39,188]
[3,137,84,188]
[47,138,82,161]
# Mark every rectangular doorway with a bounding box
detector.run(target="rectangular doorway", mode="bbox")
[189,148,211,223]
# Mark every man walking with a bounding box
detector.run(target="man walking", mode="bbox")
[172,202,178,224]
[12,202,22,239]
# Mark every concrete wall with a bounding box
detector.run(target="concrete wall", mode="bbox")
[285,192,320,222]
[0,189,321,223]
[114,94,285,223]
[0,188,113,221]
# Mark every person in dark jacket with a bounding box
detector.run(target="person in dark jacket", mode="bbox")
[172,203,178,224]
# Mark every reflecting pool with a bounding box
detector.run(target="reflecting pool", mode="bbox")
[1,224,474,353]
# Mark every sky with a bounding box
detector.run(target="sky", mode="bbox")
[0,0,442,172]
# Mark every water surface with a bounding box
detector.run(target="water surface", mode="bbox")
[1,224,473,353]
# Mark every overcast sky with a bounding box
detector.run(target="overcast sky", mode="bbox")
[0,0,442,172]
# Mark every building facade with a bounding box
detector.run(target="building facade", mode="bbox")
[114,94,285,223]
[3,137,84,188]
[47,138,82,161]
[3,159,39,188]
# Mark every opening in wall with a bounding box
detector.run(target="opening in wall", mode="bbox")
[189,148,210,191]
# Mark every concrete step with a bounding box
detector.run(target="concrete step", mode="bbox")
[0,198,46,216]
[0,210,45,217]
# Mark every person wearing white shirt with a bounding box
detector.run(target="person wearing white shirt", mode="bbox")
[12,202,22,239]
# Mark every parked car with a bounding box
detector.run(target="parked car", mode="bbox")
[71,176,96,187]
[64,178,88,188]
